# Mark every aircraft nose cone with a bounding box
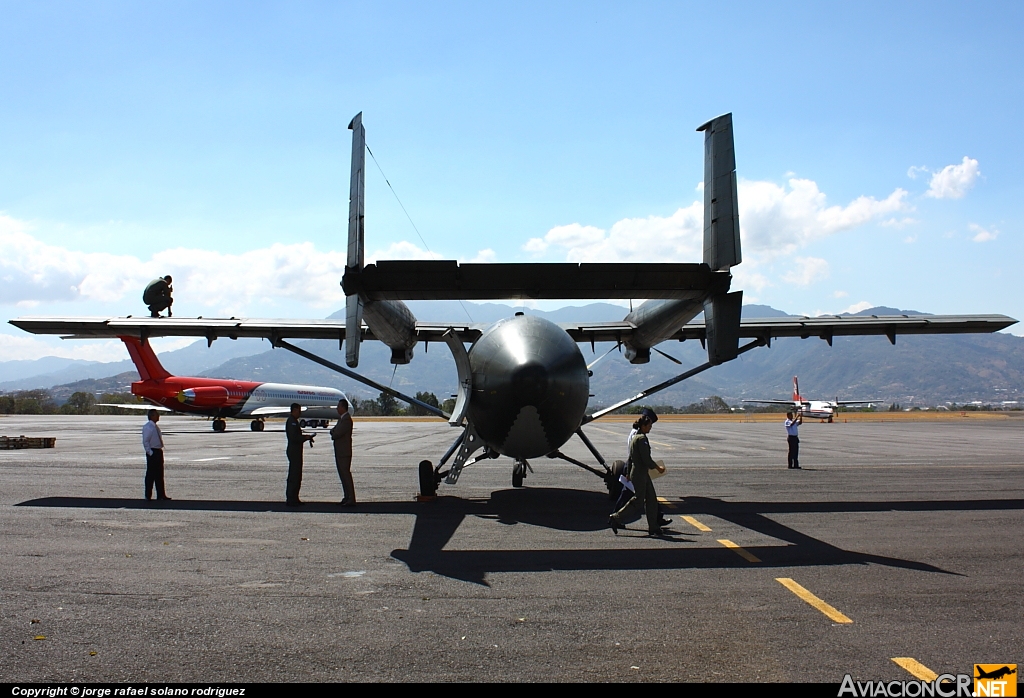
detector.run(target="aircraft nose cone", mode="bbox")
[511,362,549,404]
[467,314,589,459]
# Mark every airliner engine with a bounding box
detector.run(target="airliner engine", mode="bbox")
[177,386,230,407]
[467,314,590,459]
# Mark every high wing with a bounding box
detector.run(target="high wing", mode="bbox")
[741,399,802,406]
[833,400,883,406]
[8,312,1015,345]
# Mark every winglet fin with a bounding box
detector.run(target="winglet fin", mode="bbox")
[698,113,741,271]
[345,112,366,368]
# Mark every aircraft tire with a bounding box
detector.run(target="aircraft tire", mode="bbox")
[299,419,307,428]
[512,461,525,488]
[250,420,260,431]
[213,419,226,433]
[418,460,436,497]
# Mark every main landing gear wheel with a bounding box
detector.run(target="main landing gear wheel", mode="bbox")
[418,460,437,498]
[212,418,227,432]
[512,460,526,488]
[250,420,264,432]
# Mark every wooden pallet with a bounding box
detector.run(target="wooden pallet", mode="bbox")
[0,436,56,449]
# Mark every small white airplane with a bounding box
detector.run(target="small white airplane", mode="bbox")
[742,377,882,422]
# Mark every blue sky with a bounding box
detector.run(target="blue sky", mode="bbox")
[2,1,1021,361]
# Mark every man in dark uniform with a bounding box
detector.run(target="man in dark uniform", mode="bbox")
[143,275,174,317]
[330,398,356,506]
[285,403,314,506]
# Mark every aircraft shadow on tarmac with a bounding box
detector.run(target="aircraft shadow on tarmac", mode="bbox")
[19,489,1024,585]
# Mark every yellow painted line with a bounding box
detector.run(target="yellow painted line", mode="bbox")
[891,658,938,682]
[718,539,761,563]
[650,440,675,450]
[655,497,676,509]
[776,578,853,623]
[681,515,711,532]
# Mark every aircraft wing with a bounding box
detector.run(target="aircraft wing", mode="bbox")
[558,313,1017,344]
[741,399,799,406]
[95,403,173,411]
[9,312,1016,346]
[8,316,491,344]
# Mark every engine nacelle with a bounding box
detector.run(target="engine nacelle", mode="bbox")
[467,314,589,459]
[177,386,229,407]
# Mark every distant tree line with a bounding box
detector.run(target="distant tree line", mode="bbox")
[0,390,145,415]
[348,391,456,417]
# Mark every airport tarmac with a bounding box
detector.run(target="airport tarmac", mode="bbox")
[1,414,1021,683]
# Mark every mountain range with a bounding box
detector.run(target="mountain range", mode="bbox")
[3,302,1022,407]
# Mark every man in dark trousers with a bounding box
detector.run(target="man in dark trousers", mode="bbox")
[330,398,356,506]
[285,403,314,506]
[143,275,174,317]
[142,409,171,500]
[785,410,803,469]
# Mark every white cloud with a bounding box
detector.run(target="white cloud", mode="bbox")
[366,241,441,262]
[466,248,497,263]
[0,331,194,363]
[833,290,848,298]
[907,165,930,180]
[740,179,909,258]
[881,217,917,229]
[904,235,917,243]
[781,257,830,286]
[926,157,980,199]
[1,213,443,316]
[0,332,128,362]
[841,301,873,315]
[969,223,998,243]
[526,177,909,271]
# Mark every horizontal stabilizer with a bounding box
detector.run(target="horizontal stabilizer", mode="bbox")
[343,261,731,301]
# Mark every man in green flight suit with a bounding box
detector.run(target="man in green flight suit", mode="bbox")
[143,275,174,317]
[608,411,667,536]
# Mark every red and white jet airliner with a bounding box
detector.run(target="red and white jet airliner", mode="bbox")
[102,336,348,432]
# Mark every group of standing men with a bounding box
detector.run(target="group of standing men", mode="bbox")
[141,399,357,506]
[286,399,356,507]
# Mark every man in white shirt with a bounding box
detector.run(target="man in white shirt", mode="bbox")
[142,410,171,500]
[785,411,803,469]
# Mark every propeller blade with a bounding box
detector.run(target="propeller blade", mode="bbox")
[653,347,683,365]
[587,342,621,370]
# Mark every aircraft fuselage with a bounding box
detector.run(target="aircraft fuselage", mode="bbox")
[133,377,346,420]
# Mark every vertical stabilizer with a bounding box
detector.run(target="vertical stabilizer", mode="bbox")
[119,336,172,381]
[345,112,366,368]
[793,377,802,402]
[697,113,741,271]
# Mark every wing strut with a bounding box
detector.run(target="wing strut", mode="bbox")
[583,338,766,423]
[272,338,448,419]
